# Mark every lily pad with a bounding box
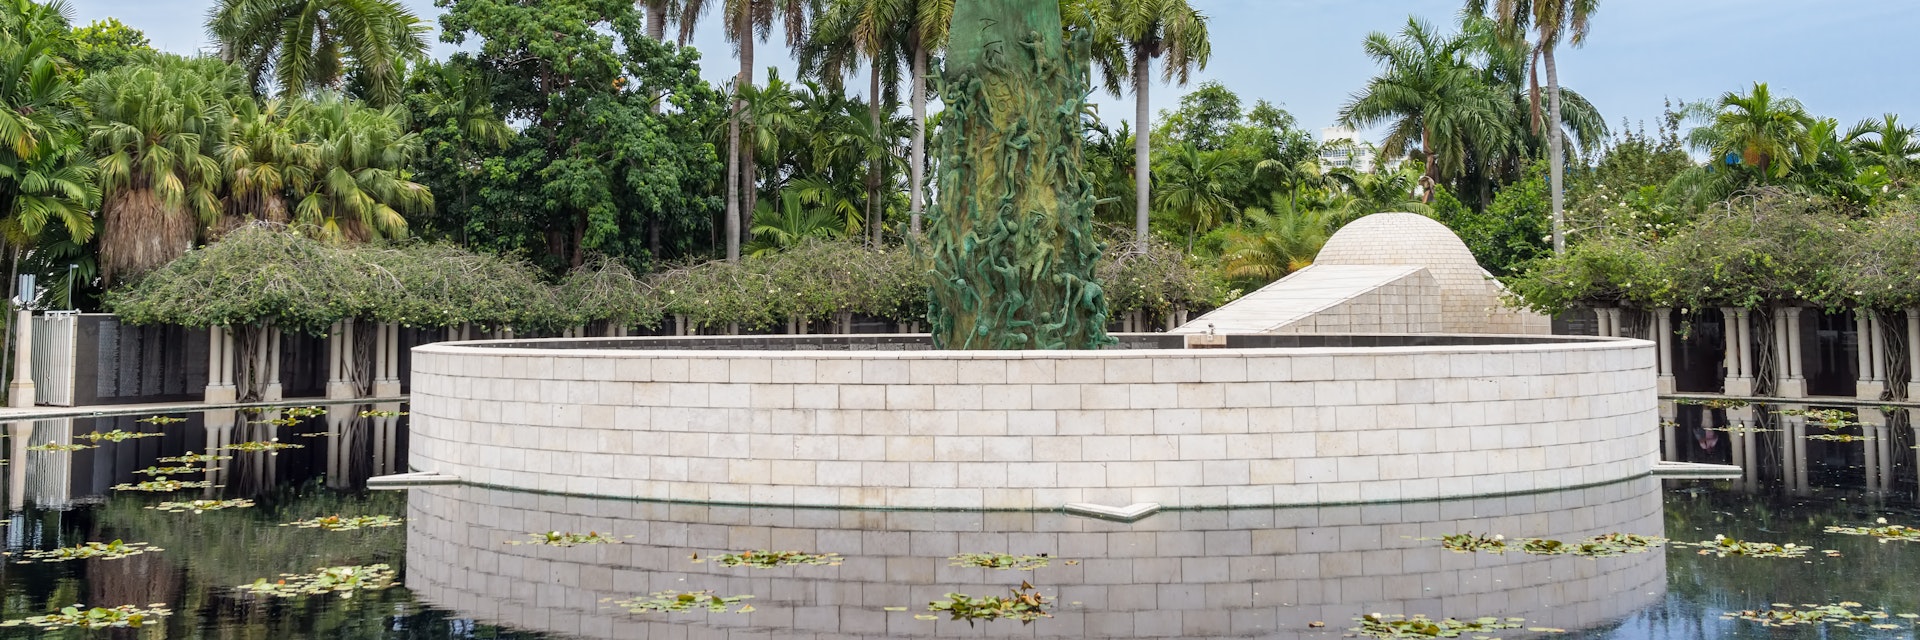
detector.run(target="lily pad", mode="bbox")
[111,477,214,492]
[358,409,408,418]
[1439,533,1509,553]
[158,451,231,464]
[615,590,754,614]
[1723,602,1910,628]
[8,540,161,564]
[279,515,402,531]
[224,439,305,453]
[75,429,164,443]
[283,406,328,417]
[136,415,187,424]
[927,581,1052,625]
[1353,614,1524,638]
[704,550,842,568]
[27,442,94,452]
[505,531,627,547]
[234,564,397,599]
[950,552,1051,570]
[1680,534,1809,558]
[147,499,254,514]
[1826,519,1920,543]
[133,465,205,476]
[0,604,171,629]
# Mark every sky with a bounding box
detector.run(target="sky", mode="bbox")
[77,0,1916,144]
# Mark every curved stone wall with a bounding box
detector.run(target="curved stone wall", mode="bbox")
[408,334,1656,509]
[403,477,1666,638]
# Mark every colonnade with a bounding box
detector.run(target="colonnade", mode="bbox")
[1606,306,1920,402]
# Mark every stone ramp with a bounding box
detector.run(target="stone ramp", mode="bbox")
[1173,264,1440,334]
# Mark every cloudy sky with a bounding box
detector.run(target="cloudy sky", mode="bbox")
[77,0,1913,142]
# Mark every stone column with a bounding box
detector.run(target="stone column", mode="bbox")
[1659,399,1678,461]
[1724,308,1753,396]
[1857,310,1884,400]
[8,421,28,510]
[1655,308,1675,394]
[374,323,402,398]
[1908,309,1920,400]
[1595,307,1613,337]
[1719,308,1741,395]
[327,320,356,400]
[204,326,238,404]
[7,309,32,407]
[1779,307,1806,398]
[263,327,283,401]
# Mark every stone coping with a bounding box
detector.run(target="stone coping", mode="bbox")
[426,331,1637,357]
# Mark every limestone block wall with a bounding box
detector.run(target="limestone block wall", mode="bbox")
[1310,212,1551,335]
[1268,269,1442,334]
[408,336,1657,509]
[403,478,1665,639]
[1173,266,1442,335]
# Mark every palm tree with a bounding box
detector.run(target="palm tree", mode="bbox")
[288,95,429,242]
[82,57,234,283]
[1467,0,1598,254]
[218,97,314,227]
[1327,164,1433,218]
[1221,196,1337,287]
[1093,0,1210,251]
[1847,113,1920,180]
[681,0,812,261]
[1686,83,1815,181]
[207,0,429,106]
[1338,17,1505,195]
[1153,142,1234,253]
[0,34,95,252]
[802,0,908,246]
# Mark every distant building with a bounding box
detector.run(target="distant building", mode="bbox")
[1318,126,1377,174]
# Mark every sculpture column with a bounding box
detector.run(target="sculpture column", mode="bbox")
[1654,308,1675,394]
[1907,309,1920,400]
[263,327,283,401]
[7,309,31,407]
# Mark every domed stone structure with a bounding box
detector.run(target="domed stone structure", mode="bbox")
[1178,212,1549,335]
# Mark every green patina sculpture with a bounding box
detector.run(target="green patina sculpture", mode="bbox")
[924,0,1115,350]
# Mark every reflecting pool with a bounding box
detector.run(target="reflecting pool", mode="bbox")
[0,404,1916,639]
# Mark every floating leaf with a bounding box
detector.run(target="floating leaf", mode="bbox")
[136,416,187,424]
[884,606,908,611]
[615,590,753,614]
[710,550,842,568]
[1723,602,1909,628]
[8,540,161,563]
[1826,521,1920,543]
[1679,535,1809,558]
[28,443,94,452]
[927,584,1052,625]
[283,406,328,417]
[75,429,164,443]
[1353,614,1524,638]
[224,439,304,453]
[147,499,254,514]
[950,552,1051,571]
[158,451,231,464]
[133,465,205,476]
[280,515,402,531]
[0,604,170,629]
[505,531,627,547]
[111,477,214,492]
[234,565,397,598]
[358,409,408,418]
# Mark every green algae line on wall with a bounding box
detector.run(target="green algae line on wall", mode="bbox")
[924,0,1116,350]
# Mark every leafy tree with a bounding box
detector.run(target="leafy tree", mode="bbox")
[433,0,724,272]
[1089,0,1210,250]
[1437,165,1547,276]
[70,18,155,74]
[1468,0,1600,254]
[207,0,428,105]
[1220,195,1339,288]
[287,95,427,242]
[1156,81,1240,151]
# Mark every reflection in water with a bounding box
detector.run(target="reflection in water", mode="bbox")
[406,478,1666,639]
[1662,404,1917,501]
